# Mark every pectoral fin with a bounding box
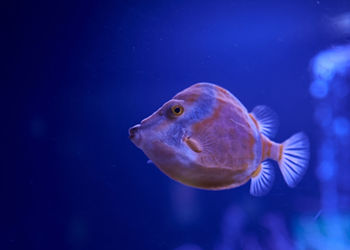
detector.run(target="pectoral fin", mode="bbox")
[184,137,202,153]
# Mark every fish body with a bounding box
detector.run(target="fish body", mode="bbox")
[129,83,309,196]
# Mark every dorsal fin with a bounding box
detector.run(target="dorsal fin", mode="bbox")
[250,105,279,138]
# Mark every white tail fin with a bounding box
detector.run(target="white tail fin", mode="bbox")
[250,161,275,196]
[278,132,310,188]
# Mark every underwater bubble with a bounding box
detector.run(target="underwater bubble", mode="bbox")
[312,46,350,81]
[332,117,350,136]
[309,80,329,99]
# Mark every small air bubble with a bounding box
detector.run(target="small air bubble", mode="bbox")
[309,80,329,98]
[333,117,350,136]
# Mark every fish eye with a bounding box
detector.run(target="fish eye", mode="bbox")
[171,104,184,116]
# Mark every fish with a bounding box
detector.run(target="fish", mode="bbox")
[129,83,309,196]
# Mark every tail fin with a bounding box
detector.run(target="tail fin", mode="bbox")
[278,132,310,188]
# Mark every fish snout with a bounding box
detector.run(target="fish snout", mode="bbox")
[129,124,141,140]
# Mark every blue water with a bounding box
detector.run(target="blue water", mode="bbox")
[4,0,350,249]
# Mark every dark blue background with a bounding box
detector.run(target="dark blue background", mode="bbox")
[4,0,349,249]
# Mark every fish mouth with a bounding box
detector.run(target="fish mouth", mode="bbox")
[129,124,141,146]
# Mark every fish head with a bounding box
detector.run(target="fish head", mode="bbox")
[129,83,214,171]
[129,98,194,167]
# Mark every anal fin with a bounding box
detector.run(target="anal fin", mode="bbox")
[250,161,275,196]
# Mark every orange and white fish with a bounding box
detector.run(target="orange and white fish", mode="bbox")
[129,83,309,196]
